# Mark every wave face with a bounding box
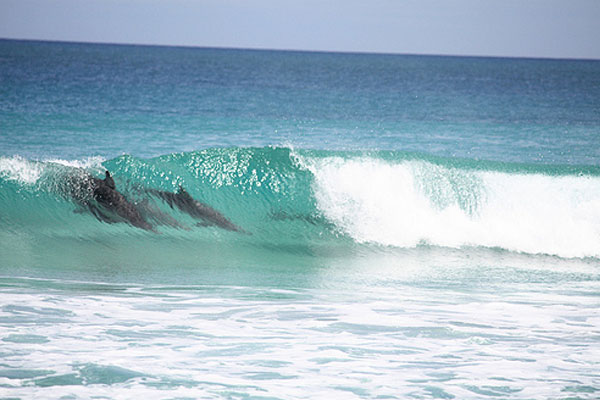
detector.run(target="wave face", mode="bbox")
[1,147,599,267]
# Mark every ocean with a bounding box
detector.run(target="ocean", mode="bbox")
[0,39,599,399]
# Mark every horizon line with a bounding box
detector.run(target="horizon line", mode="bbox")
[1,37,599,62]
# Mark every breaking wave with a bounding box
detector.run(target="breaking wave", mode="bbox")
[1,147,599,263]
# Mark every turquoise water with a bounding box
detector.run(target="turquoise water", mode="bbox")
[1,40,599,399]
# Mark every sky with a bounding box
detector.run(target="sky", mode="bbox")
[1,0,599,59]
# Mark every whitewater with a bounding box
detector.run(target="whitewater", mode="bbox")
[1,40,599,399]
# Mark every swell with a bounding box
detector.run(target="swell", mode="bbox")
[1,147,599,263]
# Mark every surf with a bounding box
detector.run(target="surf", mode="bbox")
[1,147,599,263]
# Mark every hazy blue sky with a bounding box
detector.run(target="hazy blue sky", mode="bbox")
[1,0,599,59]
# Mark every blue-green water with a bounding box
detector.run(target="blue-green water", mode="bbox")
[1,40,599,399]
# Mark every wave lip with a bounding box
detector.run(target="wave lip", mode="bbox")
[299,153,600,259]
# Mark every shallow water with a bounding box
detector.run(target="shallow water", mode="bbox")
[2,252,599,399]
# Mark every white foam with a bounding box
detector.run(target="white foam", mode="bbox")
[0,156,43,185]
[1,281,598,399]
[45,156,105,170]
[298,155,600,258]
[0,156,107,187]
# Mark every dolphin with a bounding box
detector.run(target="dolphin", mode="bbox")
[148,186,243,232]
[64,171,154,231]
[90,176,154,231]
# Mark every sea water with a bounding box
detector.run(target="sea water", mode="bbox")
[0,40,599,399]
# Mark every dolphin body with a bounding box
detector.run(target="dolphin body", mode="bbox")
[90,177,154,231]
[148,187,242,232]
[65,172,154,231]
